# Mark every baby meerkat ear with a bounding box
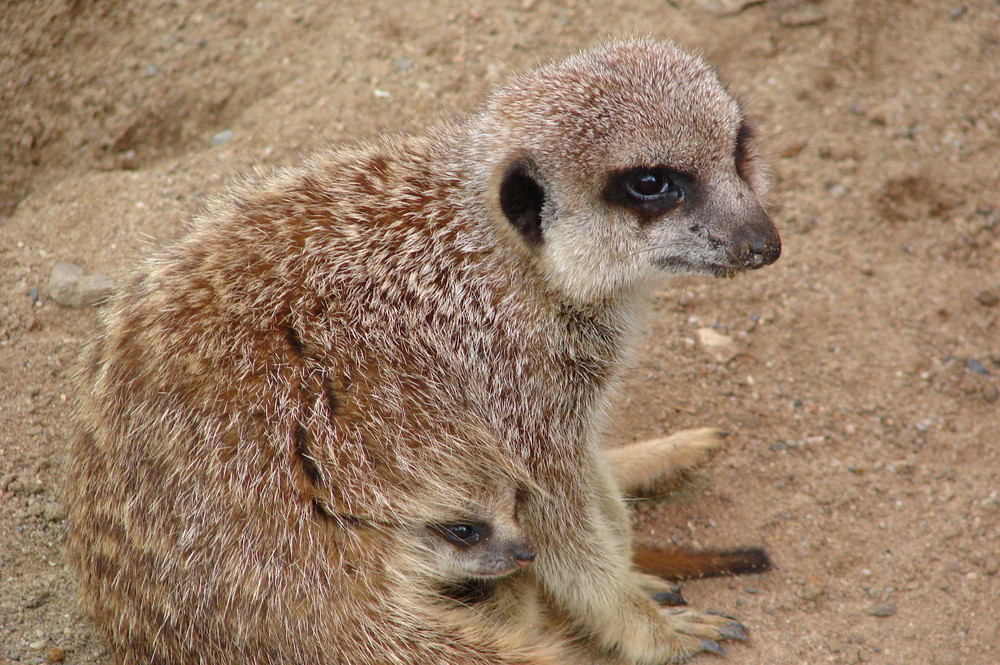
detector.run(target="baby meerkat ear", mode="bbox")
[498,158,546,246]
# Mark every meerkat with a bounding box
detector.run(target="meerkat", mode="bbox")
[413,483,537,595]
[411,480,699,665]
[65,38,780,665]
[415,468,764,607]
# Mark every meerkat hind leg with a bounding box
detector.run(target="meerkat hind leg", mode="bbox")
[662,608,748,654]
[605,428,726,497]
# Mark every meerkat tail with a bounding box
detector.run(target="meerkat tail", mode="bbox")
[632,546,772,581]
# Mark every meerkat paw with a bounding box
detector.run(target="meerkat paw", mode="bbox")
[601,592,745,665]
[605,428,727,497]
[657,608,747,663]
[635,572,686,606]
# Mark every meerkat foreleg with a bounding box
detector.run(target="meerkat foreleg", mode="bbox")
[525,453,746,665]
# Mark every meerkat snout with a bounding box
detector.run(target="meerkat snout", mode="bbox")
[733,207,781,270]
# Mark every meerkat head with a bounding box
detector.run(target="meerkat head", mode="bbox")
[472,39,780,305]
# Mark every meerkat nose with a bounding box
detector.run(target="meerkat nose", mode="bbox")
[743,240,781,269]
[736,212,781,270]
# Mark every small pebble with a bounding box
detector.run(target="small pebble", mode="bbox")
[47,263,113,308]
[211,130,233,146]
[948,5,967,21]
[6,475,43,495]
[799,584,824,602]
[46,647,65,663]
[965,359,990,376]
[697,327,739,363]
[868,602,896,617]
[974,290,998,307]
[689,0,763,16]
[778,4,827,27]
[43,501,67,523]
[982,385,999,403]
[778,140,805,158]
[24,590,50,610]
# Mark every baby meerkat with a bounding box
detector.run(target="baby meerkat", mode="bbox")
[426,513,536,581]
[66,38,779,665]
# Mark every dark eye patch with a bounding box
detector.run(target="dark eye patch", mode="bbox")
[604,165,691,221]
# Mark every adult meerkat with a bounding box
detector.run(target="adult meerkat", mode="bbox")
[66,38,779,665]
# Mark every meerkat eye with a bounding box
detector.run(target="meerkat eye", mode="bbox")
[605,166,687,219]
[624,168,681,202]
[428,522,486,548]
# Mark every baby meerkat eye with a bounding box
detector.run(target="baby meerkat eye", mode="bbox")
[428,522,486,548]
[605,166,687,220]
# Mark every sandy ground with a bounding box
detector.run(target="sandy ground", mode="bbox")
[2,1,998,663]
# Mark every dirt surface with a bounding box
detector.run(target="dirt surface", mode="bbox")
[2,1,998,663]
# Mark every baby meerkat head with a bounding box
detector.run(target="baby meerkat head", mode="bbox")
[419,488,535,582]
[475,38,780,304]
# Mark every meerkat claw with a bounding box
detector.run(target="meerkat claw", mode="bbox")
[717,623,748,642]
[706,611,741,623]
[651,590,687,606]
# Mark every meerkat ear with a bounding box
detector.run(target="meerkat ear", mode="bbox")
[498,158,545,246]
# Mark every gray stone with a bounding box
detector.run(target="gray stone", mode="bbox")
[211,130,233,146]
[47,263,113,308]
[868,602,897,617]
[687,0,764,16]
[43,501,66,523]
[23,590,50,610]
[778,3,827,27]
[697,327,739,363]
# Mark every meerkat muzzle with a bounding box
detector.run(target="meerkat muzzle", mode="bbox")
[734,210,781,270]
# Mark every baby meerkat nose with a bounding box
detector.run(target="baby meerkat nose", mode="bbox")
[513,547,536,566]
